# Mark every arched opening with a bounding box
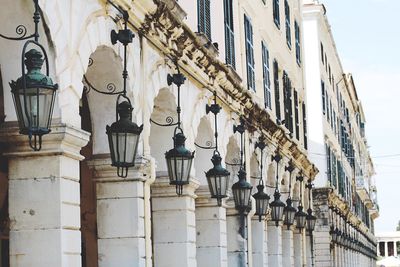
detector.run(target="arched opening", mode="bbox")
[194,116,214,185]
[149,88,178,176]
[79,93,98,267]
[79,45,127,267]
[250,153,260,187]
[266,162,276,196]
[225,136,240,197]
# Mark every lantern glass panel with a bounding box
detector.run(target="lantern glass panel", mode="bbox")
[284,205,297,226]
[295,208,307,229]
[207,174,230,198]
[109,132,139,166]
[232,186,252,209]
[306,215,317,232]
[271,204,285,222]
[166,156,193,185]
[13,87,55,134]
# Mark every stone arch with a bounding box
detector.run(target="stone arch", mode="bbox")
[250,153,260,187]
[266,162,276,196]
[149,88,178,176]
[225,136,241,196]
[194,116,214,185]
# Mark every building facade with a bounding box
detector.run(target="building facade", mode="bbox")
[0,0,321,267]
[377,232,400,259]
[302,1,379,267]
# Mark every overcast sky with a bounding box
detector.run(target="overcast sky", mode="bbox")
[321,0,400,232]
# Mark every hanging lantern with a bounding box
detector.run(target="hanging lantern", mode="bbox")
[206,152,230,206]
[232,168,253,212]
[165,130,195,195]
[283,198,297,229]
[10,48,58,150]
[253,184,270,222]
[306,208,317,232]
[295,205,308,229]
[270,190,286,226]
[106,98,143,178]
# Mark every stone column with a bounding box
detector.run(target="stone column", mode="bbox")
[268,221,283,267]
[293,230,303,267]
[251,217,267,267]
[226,206,248,267]
[1,124,89,267]
[89,156,150,267]
[195,186,228,267]
[282,228,294,267]
[151,176,199,267]
[395,241,398,257]
[385,241,388,257]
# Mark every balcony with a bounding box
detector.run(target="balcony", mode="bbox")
[356,175,372,206]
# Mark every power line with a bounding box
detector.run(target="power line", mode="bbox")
[372,153,400,159]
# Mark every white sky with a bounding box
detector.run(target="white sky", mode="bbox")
[321,0,400,232]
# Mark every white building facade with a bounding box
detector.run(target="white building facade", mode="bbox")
[302,1,379,267]
[0,0,323,267]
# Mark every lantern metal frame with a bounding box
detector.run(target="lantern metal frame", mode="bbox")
[295,174,307,231]
[252,137,270,222]
[305,179,317,233]
[2,0,58,151]
[162,69,195,195]
[230,118,252,238]
[198,91,231,206]
[283,161,297,229]
[83,7,143,178]
[269,152,286,227]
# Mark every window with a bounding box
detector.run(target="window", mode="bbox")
[273,0,280,28]
[283,72,293,134]
[326,144,331,184]
[328,65,332,84]
[321,80,325,114]
[224,0,235,68]
[294,90,299,140]
[302,102,308,149]
[262,42,271,109]
[244,15,255,91]
[320,42,324,64]
[273,60,281,122]
[295,20,301,64]
[198,0,211,40]
[285,0,291,48]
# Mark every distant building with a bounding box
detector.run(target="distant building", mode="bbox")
[377,232,400,258]
[302,1,379,267]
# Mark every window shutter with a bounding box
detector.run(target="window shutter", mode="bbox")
[302,102,308,149]
[244,15,255,91]
[274,60,281,122]
[285,0,291,48]
[294,90,299,140]
[198,0,211,40]
[321,80,325,114]
[262,42,271,109]
[224,0,235,68]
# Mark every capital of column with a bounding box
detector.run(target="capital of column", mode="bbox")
[151,176,200,198]
[0,121,90,160]
[195,184,229,208]
[87,154,152,183]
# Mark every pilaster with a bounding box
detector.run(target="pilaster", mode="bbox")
[293,230,303,267]
[88,155,150,267]
[226,205,248,267]
[151,176,200,267]
[251,218,267,267]
[282,227,294,267]
[268,221,282,267]
[195,185,228,267]
[0,123,90,267]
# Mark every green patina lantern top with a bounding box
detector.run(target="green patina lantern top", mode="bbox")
[165,132,195,159]
[106,101,143,134]
[10,49,58,91]
[205,153,230,178]
[232,168,253,190]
